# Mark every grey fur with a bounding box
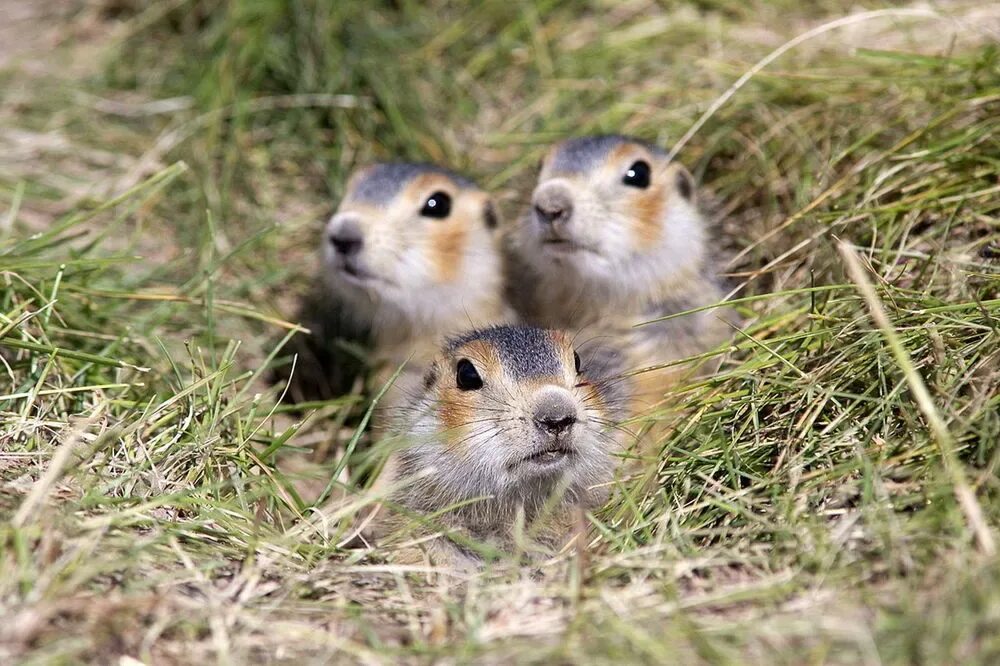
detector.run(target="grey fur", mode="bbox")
[384,324,632,562]
[549,134,666,174]
[574,337,630,422]
[351,162,476,204]
[446,325,563,379]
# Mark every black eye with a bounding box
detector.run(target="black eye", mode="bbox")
[456,359,483,390]
[623,160,651,189]
[574,351,582,375]
[420,191,452,219]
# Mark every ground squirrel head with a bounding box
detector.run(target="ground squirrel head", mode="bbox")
[513,135,705,297]
[391,325,626,519]
[324,162,502,328]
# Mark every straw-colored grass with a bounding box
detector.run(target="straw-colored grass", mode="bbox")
[2,1,998,663]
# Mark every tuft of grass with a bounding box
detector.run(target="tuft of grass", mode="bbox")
[2,1,999,663]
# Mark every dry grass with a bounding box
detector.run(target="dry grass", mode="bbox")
[2,1,999,663]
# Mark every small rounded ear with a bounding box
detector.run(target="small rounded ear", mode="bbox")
[483,200,500,230]
[671,164,695,201]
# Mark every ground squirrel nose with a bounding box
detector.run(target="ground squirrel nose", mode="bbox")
[533,187,573,226]
[532,388,578,436]
[329,220,364,256]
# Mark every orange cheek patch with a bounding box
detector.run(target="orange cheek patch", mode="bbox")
[630,365,684,410]
[632,184,665,249]
[438,386,475,449]
[430,222,468,283]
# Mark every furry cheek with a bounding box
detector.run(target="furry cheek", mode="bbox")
[429,222,468,284]
[578,382,610,426]
[631,184,666,250]
[436,387,474,450]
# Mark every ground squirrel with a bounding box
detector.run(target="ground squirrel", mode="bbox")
[504,135,734,405]
[275,162,512,407]
[369,325,629,568]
